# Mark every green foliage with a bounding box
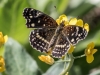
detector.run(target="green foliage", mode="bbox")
[0,0,29,44]
[0,0,100,75]
[4,38,41,75]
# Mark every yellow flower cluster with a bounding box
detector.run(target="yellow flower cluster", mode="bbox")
[0,32,8,72]
[38,55,54,65]
[56,14,89,32]
[0,32,8,47]
[0,56,5,72]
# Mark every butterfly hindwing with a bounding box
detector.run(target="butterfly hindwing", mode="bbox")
[51,34,70,58]
[23,8,57,28]
[29,28,56,53]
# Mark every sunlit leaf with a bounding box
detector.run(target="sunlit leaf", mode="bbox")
[4,38,41,75]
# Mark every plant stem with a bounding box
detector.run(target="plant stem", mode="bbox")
[74,54,85,59]
[63,55,67,69]
[60,54,74,75]
[55,60,70,63]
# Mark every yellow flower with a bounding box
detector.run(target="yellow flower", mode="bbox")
[38,55,54,65]
[56,14,68,26]
[85,42,97,63]
[65,72,69,75]
[0,56,5,72]
[0,32,8,47]
[84,23,89,32]
[56,15,89,32]
[68,44,75,54]
[69,18,77,25]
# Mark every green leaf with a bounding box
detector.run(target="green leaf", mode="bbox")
[66,2,95,16]
[0,73,2,75]
[44,54,74,75]
[57,0,69,14]
[44,62,64,75]
[0,0,30,44]
[4,38,41,75]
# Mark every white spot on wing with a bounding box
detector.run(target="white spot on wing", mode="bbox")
[43,24,45,26]
[56,44,66,48]
[71,38,74,42]
[38,20,40,23]
[31,9,33,11]
[31,23,35,27]
[76,27,79,36]
[29,14,31,16]
[78,34,81,36]
[71,33,74,36]
[28,19,31,22]
[30,16,33,18]
[36,34,49,44]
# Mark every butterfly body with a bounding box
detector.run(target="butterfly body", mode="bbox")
[23,8,88,58]
[48,22,64,49]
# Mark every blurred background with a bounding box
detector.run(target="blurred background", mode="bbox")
[0,0,100,75]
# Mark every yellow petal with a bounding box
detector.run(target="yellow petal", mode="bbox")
[76,19,83,27]
[46,55,54,65]
[0,32,8,47]
[84,23,89,32]
[86,55,94,63]
[0,33,5,44]
[64,21,69,26]
[38,55,54,65]
[4,35,8,43]
[59,14,68,22]
[69,18,77,25]
[56,19,60,25]
[65,72,69,75]
[0,67,5,72]
[92,49,97,54]
[0,56,5,72]
[38,55,45,62]
[0,32,3,36]
[68,44,74,54]
[85,48,91,55]
[87,42,94,49]
[56,15,68,26]
[85,49,88,56]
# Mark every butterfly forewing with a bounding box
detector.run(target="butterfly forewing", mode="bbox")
[23,8,58,28]
[62,25,88,45]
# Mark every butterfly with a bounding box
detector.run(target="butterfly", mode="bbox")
[23,8,88,58]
